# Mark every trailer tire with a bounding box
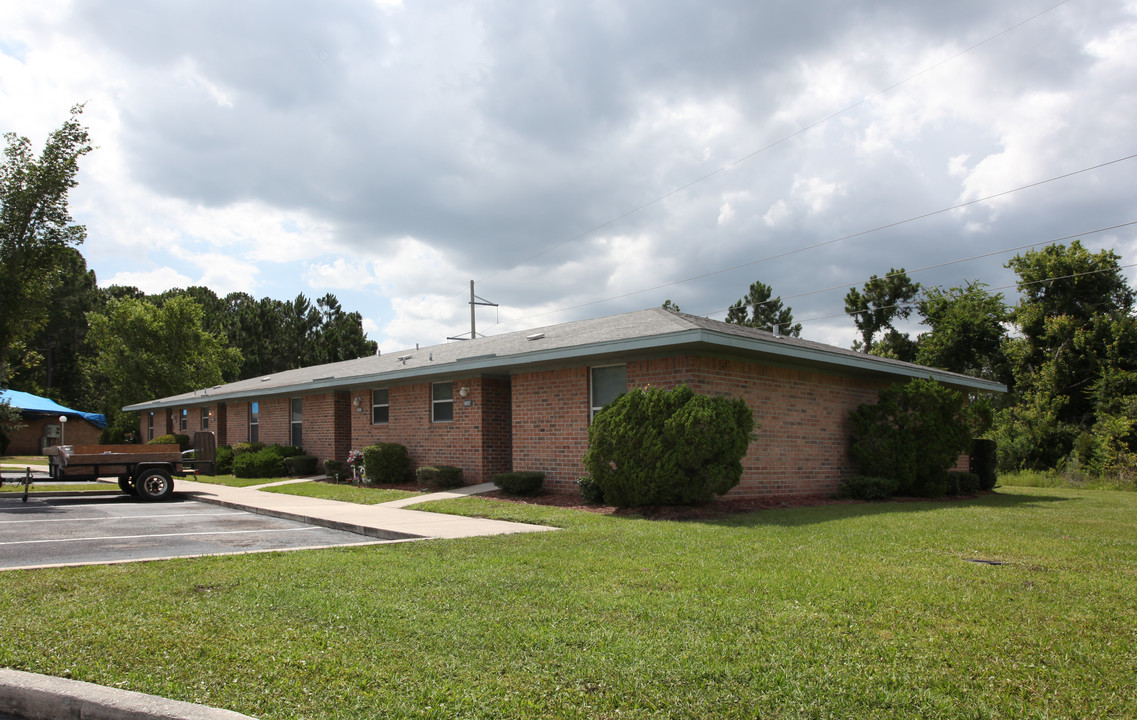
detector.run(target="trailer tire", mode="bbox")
[118,475,137,496]
[135,468,174,501]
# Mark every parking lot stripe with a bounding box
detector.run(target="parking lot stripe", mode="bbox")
[0,512,240,525]
[0,526,323,546]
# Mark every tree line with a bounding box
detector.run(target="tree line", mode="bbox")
[665,240,1137,478]
[1,107,376,443]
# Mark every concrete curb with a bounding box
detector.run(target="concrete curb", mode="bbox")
[0,668,257,720]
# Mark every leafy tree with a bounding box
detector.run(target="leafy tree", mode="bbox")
[0,399,26,456]
[4,247,99,403]
[845,269,920,353]
[661,299,681,312]
[314,293,377,365]
[0,105,93,381]
[85,295,242,409]
[915,281,1009,380]
[584,384,755,507]
[725,280,801,336]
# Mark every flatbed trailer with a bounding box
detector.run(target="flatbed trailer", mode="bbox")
[44,431,216,501]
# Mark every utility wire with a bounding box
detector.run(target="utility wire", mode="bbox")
[469,0,1073,287]
[699,220,1137,318]
[489,153,1137,331]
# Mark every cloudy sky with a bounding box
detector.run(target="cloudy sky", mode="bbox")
[2,0,1135,352]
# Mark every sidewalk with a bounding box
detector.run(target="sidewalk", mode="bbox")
[176,478,554,541]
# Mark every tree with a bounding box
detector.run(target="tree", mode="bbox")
[85,295,242,409]
[314,293,377,365]
[725,280,801,336]
[4,247,99,403]
[661,299,681,312]
[0,398,25,456]
[845,269,920,353]
[915,281,1009,380]
[0,105,93,381]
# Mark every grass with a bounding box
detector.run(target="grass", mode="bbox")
[261,481,421,504]
[0,455,47,466]
[1000,469,1136,492]
[1,487,1135,719]
[185,473,295,488]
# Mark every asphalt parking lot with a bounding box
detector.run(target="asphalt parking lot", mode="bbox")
[0,494,390,570]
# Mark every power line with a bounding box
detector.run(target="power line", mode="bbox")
[470,0,1073,287]
[488,153,1137,331]
[697,220,1137,319]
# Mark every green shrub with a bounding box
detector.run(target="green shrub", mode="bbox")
[836,475,899,501]
[231,442,265,456]
[276,445,305,458]
[323,460,349,483]
[970,438,998,490]
[147,434,191,451]
[493,471,545,496]
[233,447,287,478]
[362,443,410,484]
[415,465,464,490]
[849,379,973,497]
[947,471,982,495]
[578,475,604,504]
[215,445,234,474]
[583,384,755,507]
[285,455,319,476]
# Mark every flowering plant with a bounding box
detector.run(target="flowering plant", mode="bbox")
[347,450,364,467]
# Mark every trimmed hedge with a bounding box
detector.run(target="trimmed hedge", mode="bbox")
[578,475,604,504]
[233,447,287,478]
[836,475,899,501]
[362,443,410,484]
[231,442,265,456]
[970,438,998,491]
[215,445,234,474]
[947,471,982,496]
[148,433,190,451]
[323,460,349,483]
[493,471,545,496]
[583,384,754,507]
[285,455,319,476]
[849,379,972,498]
[415,465,464,490]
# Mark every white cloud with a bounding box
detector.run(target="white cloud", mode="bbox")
[105,267,195,294]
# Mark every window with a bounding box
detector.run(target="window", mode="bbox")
[180,409,188,431]
[147,412,154,441]
[372,389,389,424]
[432,382,453,422]
[291,398,303,448]
[249,401,259,443]
[201,407,210,430]
[590,365,627,420]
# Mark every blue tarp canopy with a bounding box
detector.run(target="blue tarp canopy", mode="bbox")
[0,389,107,429]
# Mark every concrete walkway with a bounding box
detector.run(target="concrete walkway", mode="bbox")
[176,478,553,541]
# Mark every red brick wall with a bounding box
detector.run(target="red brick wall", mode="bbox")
[298,392,352,466]
[9,417,102,455]
[258,397,292,446]
[511,367,591,490]
[511,355,888,497]
[347,376,511,482]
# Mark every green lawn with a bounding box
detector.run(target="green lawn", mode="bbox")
[0,482,113,493]
[262,481,421,504]
[1,487,1134,719]
[185,473,294,488]
[0,456,47,466]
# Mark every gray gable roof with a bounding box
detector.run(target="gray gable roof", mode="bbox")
[124,308,1004,411]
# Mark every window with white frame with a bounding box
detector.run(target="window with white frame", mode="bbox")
[201,407,210,430]
[590,365,627,420]
[180,408,188,431]
[432,382,453,422]
[291,398,303,448]
[372,388,389,424]
[249,401,259,443]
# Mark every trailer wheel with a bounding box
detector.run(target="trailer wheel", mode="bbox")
[118,475,138,496]
[135,469,174,501]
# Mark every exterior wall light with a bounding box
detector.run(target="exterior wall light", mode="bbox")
[459,387,469,398]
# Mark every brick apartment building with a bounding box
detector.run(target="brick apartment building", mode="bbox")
[125,308,1003,498]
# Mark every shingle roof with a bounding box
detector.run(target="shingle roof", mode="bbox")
[123,308,1005,411]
